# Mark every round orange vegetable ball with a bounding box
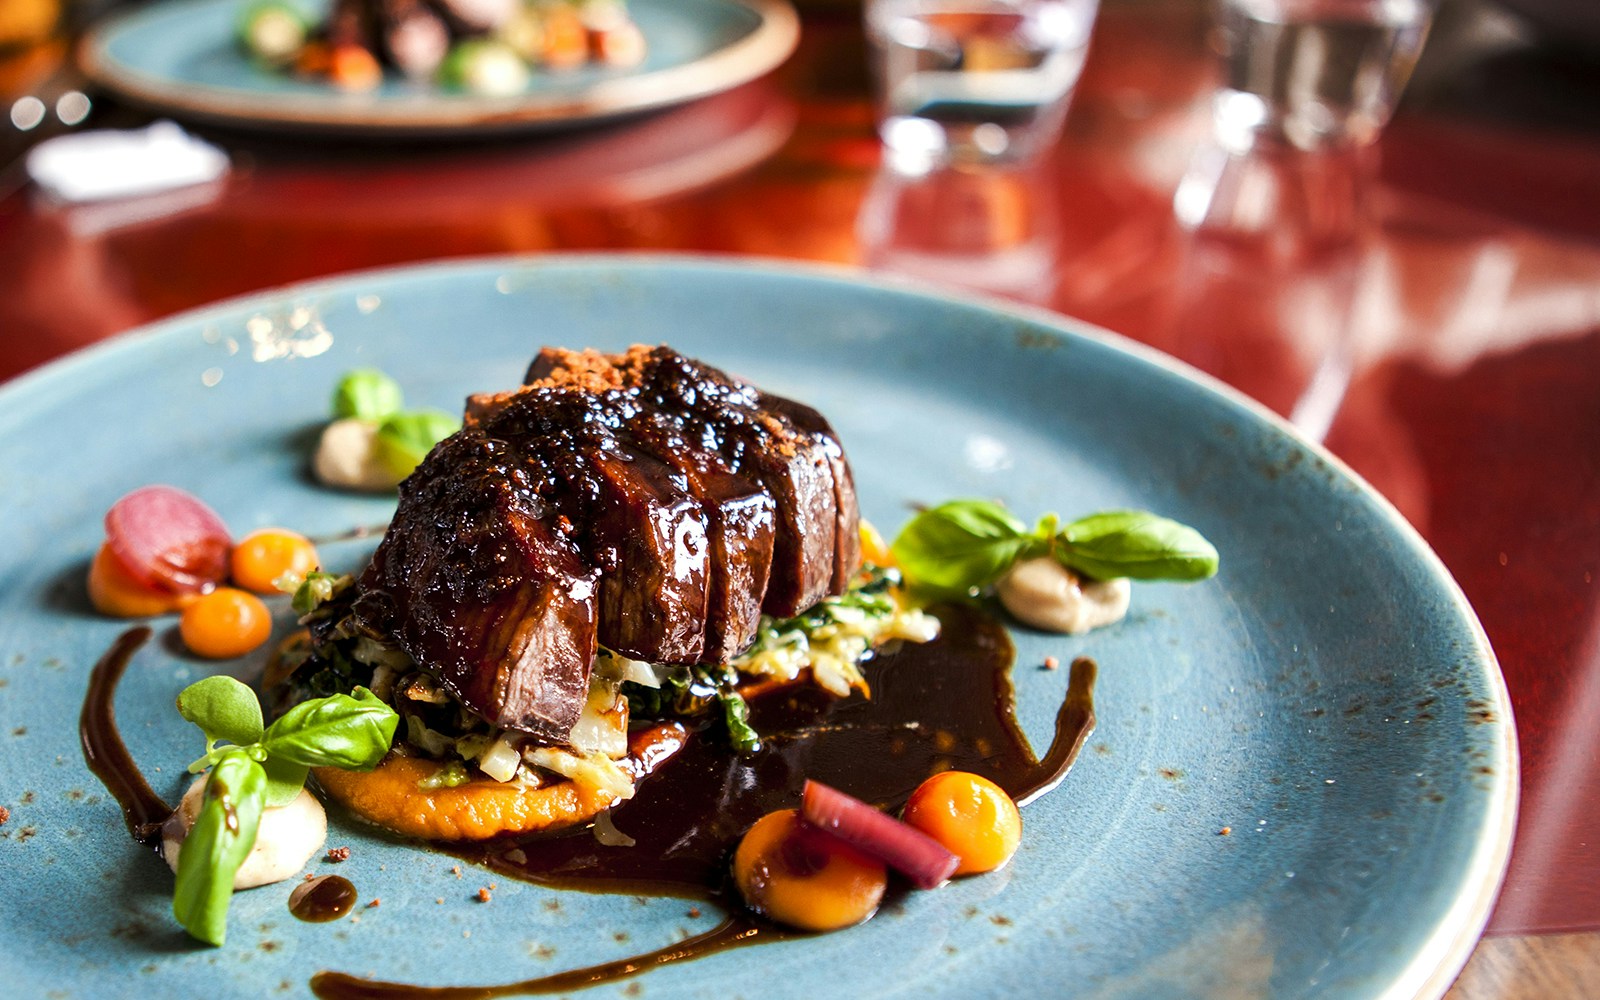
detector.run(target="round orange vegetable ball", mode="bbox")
[87,543,182,618]
[902,771,1022,876]
[733,808,887,932]
[179,587,273,659]
[230,528,320,594]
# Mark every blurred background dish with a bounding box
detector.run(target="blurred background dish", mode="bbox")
[77,0,798,135]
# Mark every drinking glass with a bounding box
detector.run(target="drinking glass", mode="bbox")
[1175,0,1433,237]
[1211,0,1432,154]
[864,0,1099,174]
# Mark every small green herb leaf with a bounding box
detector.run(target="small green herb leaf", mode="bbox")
[260,755,311,808]
[172,750,266,946]
[176,676,264,748]
[374,410,459,479]
[258,687,398,770]
[719,689,759,754]
[291,571,348,616]
[890,499,1036,596]
[1056,510,1220,581]
[331,369,404,422]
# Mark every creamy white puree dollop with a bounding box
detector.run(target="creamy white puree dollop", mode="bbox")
[313,417,401,492]
[996,557,1131,634]
[162,777,327,889]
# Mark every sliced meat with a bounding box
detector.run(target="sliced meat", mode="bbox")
[469,390,712,665]
[369,344,861,740]
[758,392,862,594]
[359,430,598,742]
[526,345,840,618]
[586,442,710,663]
[619,411,777,662]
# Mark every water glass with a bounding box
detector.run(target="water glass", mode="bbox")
[1211,0,1433,152]
[1174,0,1432,237]
[864,0,1099,173]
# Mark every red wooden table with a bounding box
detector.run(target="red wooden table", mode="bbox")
[3,0,1598,993]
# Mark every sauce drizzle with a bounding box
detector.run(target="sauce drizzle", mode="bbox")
[79,626,170,847]
[310,605,1096,999]
[78,609,1096,1000]
[291,875,360,922]
[312,918,772,1000]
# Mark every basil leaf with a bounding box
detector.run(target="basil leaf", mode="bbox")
[719,689,760,754]
[890,500,1036,595]
[176,676,264,748]
[261,754,311,808]
[258,686,398,769]
[331,369,403,422]
[374,410,460,479]
[172,750,266,946]
[1057,510,1220,581]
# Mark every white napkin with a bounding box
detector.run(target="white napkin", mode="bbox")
[26,120,229,204]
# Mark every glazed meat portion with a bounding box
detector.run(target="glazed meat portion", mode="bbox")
[468,390,712,665]
[359,431,599,743]
[360,345,861,741]
[589,348,840,620]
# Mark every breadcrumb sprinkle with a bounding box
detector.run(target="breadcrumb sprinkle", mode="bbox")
[325,846,351,862]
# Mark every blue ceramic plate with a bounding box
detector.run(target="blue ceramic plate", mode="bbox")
[0,256,1515,999]
[79,0,798,135]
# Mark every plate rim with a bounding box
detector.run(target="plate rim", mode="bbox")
[0,250,1519,998]
[77,0,800,135]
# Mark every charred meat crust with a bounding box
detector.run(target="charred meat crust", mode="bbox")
[526,346,847,617]
[360,431,598,743]
[470,390,713,665]
[758,392,862,597]
[360,345,862,741]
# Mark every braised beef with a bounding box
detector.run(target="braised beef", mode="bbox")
[360,431,599,742]
[469,390,712,665]
[361,345,861,742]
[531,346,844,618]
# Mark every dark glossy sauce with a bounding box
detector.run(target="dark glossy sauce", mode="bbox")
[313,919,770,1000]
[291,875,360,922]
[312,605,1096,1000]
[79,627,171,847]
[79,611,1096,1000]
